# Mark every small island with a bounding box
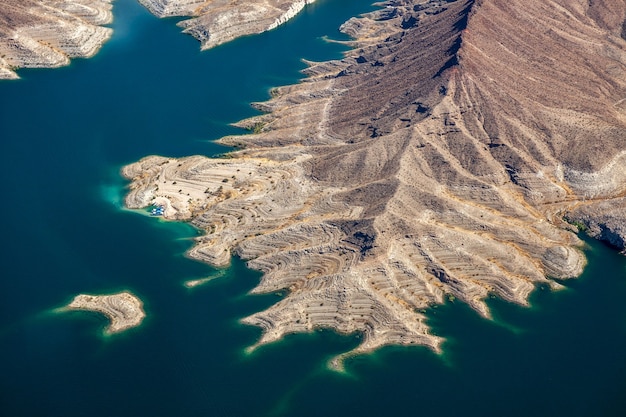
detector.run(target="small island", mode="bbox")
[66,292,146,334]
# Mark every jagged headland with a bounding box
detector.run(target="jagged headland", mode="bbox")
[65,292,146,334]
[125,0,626,368]
[0,0,114,79]
[1,0,316,78]
[137,0,318,50]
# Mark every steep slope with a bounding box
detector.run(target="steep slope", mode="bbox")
[124,0,626,367]
[0,0,113,79]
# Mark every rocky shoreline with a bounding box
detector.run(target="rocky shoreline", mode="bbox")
[138,0,318,50]
[565,198,626,254]
[124,0,626,366]
[65,292,146,334]
[0,0,114,79]
[1,0,318,78]
[5,0,625,367]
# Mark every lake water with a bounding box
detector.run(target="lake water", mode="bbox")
[1,1,625,416]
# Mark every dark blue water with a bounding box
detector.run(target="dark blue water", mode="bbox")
[1,1,625,416]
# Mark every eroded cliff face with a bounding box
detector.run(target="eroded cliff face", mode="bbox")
[0,0,114,79]
[125,0,626,366]
[137,0,317,50]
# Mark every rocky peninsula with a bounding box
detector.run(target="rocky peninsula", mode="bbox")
[1,0,316,78]
[138,0,318,50]
[0,0,114,79]
[124,0,626,366]
[66,292,146,334]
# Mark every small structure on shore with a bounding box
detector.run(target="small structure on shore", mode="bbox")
[150,204,165,216]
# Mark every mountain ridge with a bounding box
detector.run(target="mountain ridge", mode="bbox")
[124,0,626,367]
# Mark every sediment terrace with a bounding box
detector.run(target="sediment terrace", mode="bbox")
[125,0,626,365]
[0,0,114,79]
[138,0,317,50]
[0,0,316,78]
[66,292,146,333]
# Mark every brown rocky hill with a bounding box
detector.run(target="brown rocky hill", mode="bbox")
[126,0,626,366]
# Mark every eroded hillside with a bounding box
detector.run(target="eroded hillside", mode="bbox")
[0,0,316,77]
[125,0,626,366]
[0,0,114,79]
[138,0,317,50]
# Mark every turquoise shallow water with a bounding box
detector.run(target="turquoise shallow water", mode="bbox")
[1,1,625,416]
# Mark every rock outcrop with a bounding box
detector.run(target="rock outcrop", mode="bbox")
[0,0,317,78]
[124,0,626,367]
[137,0,317,50]
[0,0,113,79]
[565,198,626,253]
[66,292,146,333]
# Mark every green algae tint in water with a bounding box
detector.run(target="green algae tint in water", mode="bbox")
[0,0,626,416]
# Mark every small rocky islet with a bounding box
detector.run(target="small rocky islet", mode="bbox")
[65,292,146,334]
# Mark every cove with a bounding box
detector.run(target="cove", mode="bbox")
[0,0,625,416]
